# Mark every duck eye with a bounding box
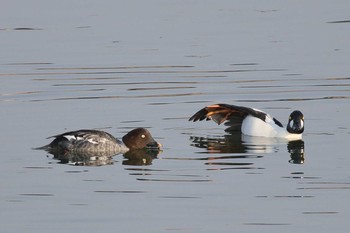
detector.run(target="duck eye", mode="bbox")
[141,134,146,139]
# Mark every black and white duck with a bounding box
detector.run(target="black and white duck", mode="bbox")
[189,103,304,139]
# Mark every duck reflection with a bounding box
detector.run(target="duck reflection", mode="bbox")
[45,148,116,166]
[122,149,160,166]
[190,133,246,153]
[190,133,305,164]
[45,148,161,166]
[288,140,305,164]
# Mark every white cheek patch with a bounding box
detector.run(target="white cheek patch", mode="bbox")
[289,120,294,129]
[300,120,304,129]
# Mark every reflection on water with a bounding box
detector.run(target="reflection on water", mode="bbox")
[122,150,159,166]
[288,140,305,164]
[190,134,305,164]
[191,133,246,153]
[43,148,161,166]
[44,148,116,166]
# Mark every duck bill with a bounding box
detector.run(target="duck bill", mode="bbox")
[291,120,304,134]
[146,141,162,150]
[292,122,301,131]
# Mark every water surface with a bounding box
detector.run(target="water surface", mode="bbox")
[1,1,350,232]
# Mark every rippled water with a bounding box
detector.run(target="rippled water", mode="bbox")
[1,1,350,232]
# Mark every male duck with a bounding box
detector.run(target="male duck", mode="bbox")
[37,128,161,155]
[189,103,304,139]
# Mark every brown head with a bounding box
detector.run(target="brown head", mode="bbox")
[122,128,161,150]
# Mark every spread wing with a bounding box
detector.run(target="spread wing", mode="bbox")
[189,103,271,132]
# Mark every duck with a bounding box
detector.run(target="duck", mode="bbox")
[37,128,161,155]
[189,103,304,139]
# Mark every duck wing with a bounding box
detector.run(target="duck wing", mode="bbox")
[48,129,120,145]
[189,104,267,123]
[189,103,279,132]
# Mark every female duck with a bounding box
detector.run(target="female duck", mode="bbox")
[38,128,161,155]
[189,103,304,139]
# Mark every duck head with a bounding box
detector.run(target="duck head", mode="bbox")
[122,128,161,150]
[287,110,304,134]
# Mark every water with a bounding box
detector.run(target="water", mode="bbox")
[1,1,350,232]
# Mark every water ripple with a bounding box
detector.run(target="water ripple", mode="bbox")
[136,178,212,182]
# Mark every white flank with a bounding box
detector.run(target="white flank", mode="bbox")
[242,116,277,137]
[242,115,302,139]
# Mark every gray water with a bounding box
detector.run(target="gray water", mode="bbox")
[1,1,350,232]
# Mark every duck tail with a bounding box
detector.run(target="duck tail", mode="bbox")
[32,144,51,150]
